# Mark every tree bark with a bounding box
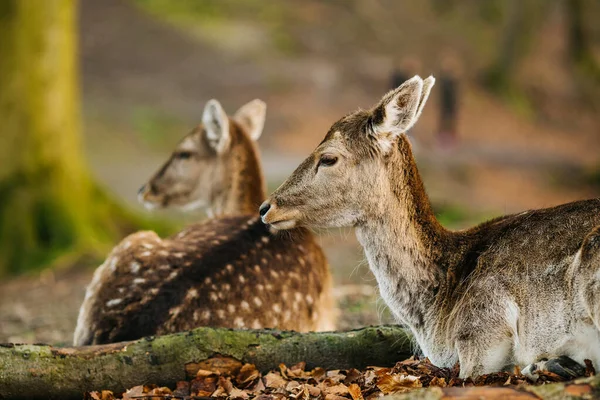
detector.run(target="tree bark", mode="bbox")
[0,0,145,276]
[0,326,413,400]
[385,376,600,399]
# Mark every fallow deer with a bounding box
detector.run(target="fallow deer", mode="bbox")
[73,99,335,346]
[260,76,600,378]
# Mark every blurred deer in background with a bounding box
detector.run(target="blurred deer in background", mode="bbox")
[260,76,600,378]
[74,99,336,346]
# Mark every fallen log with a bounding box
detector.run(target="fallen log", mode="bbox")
[0,325,412,400]
[384,375,600,400]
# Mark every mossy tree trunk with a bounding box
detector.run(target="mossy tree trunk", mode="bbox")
[0,0,139,276]
[0,326,414,399]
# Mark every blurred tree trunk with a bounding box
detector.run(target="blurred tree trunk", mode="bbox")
[565,0,600,82]
[0,0,137,276]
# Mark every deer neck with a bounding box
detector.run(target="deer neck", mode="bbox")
[213,134,266,216]
[355,135,449,349]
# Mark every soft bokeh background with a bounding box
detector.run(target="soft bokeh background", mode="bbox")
[1,0,599,345]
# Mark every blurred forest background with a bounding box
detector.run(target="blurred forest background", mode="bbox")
[0,0,598,345]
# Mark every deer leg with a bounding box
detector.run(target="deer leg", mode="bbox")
[522,356,586,382]
[455,330,514,378]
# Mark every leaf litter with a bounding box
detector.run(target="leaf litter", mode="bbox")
[86,356,595,399]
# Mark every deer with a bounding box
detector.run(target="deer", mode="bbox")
[73,99,336,346]
[259,75,600,379]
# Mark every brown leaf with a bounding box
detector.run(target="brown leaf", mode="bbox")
[264,372,288,389]
[325,395,349,400]
[348,383,364,400]
[121,386,145,400]
[190,375,218,396]
[306,384,321,397]
[173,381,190,397]
[279,363,289,379]
[310,367,327,381]
[86,392,114,400]
[585,359,596,377]
[377,374,422,394]
[185,356,243,379]
[321,382,349,397]
[236,363,261,387]
[229,387,249,399]
[286,380,301,392]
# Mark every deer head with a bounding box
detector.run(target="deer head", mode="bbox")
[260,75,435,230]
[139,99,267,216]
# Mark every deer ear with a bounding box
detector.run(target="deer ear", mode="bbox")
[203,99,230,153]
[371,75,433,152]
[233,99,267,141]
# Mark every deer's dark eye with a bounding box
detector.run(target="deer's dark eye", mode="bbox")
[175,151,193,160]
[318,154,338,167]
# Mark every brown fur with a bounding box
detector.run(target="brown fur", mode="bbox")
[261,76,600,377]
[74,100,335,346]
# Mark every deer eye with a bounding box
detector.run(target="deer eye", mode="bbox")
[175,151,193,160]
[318,154,338,167]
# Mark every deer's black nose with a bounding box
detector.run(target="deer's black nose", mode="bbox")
[259,202,271,217]
[138,185,146,195]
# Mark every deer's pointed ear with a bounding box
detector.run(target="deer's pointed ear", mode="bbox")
[233,99,267,141]
[203,99,230,153]
[370,75,434,152]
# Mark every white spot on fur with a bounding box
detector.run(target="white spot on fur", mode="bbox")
[133,278,146,285]
[107,257,119,272]
[297,257,305,266]
[223,283,231,291]
[239,274,246,283]
[204,277,212,285]
[234,317,245,328]
[139,251,152,257]
[217,309,225,319]
[294,292,303,302]
[123,240,132,250]
[270,270,279,278]
[284,310,291,322]
[226,264,234,273]
[159,250,169,257]
[168,271,178,280]
[276,254,282,261]
[252,319,261,329]
[272,303,281,314]
[306,294,314,305]
[106,298,122,307]
[141,243,154,250]
[261,237,269,244]
[254,265,261,273]
[187,288,198,299]
[256,284,264,291]
[253,297,263,307]
[228,304,236,313]
[173,252,185,258]
[265,283,273,291]
[210,292,218,301]
[261,258,268,265]
[130,261,141,274]
[202,310,211,320]
[241,301,250,310]
[169,306,181,316]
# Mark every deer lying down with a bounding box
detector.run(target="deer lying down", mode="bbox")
[73,100,335,346]
[260,76,600,378]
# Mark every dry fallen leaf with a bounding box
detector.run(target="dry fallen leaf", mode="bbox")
[377,374,422,394]
[264,371,288,389]
[236,363,261,388]
[348,383,364,400]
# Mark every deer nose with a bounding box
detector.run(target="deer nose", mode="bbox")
[259,201,271,218]
[138,185,146,195]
